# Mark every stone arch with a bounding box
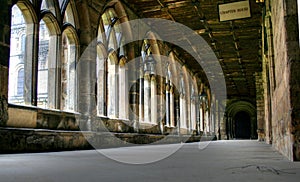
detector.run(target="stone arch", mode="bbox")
[61,24,79,111]
[168,52,178,87]
[61,0,80,29]
[9,1,38,105]
[37,11,61,109]
[225,100,257,139]
[103,0,130,24]
[96,43,108,61]
[40,11,61,35]
[167,51,181,128]
[107,50,119,65]
[142,31,164,81]
[15,0,38,24]
[95,42,108,116]
[40,0,61,21]
[62,24,79,46]
[181,66,191,100]
[106,50,119,118]
[144,31,162,55]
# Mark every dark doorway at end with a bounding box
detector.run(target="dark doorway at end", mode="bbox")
[234,111,251,139]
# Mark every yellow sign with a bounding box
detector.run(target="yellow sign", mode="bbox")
[218,0,251,21]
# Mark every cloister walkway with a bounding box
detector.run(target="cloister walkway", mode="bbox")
[0,140,299,182]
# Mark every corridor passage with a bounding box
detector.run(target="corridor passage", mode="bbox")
[0,140,299,182]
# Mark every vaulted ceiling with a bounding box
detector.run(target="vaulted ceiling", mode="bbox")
[121,0,262,101]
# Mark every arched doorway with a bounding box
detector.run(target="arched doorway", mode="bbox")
[234,111,251,139]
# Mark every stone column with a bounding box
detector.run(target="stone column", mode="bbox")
[128,47,139,131]
[107,63,119,118]
[138,63,144,123]
[150,75,157,124]
[25,23,39,106]
[255,72,265,141]
[144,74,150,123]
[200,106,204,132]
[119,58,128,119]
[158,69,166,133]
[190,99,196,131]
[261,4,273,143]
[230,117,234,138]
[48,35,61,109]
[225,113,229,139]
[219,104,226,139]
[175,97,180,132]
[210,95,216,134]
[165,84,170,126]
[216,99,221,139]
[77,43,97,131]
[170,86,175,127]
[187,93,191,132]
[96,53,107,116]
[179,94,187,128]
[205,109,209,133]
[0,0,11,126]
[195,95,200,134]
[76,1,95,131]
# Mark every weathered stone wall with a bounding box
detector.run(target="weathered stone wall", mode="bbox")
[261,54,272,143]
[0,128,91,153]
[262,0,274,145]
[285,0,300,161]
[268,0,300,161]
[255,72,265,141]
[0,127,211,153]
[0,0,10,127]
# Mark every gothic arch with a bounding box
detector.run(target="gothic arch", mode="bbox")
[226,100,257,139]
[61,0,80,29]
[62,24,79,45]
[61,24,79,111]
[15,0,38,24]
[226,100,256,118]
[40,11,61,35]
[9,2,38,106]
[40,0,61,21]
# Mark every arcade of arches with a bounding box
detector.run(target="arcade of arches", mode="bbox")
[0,0,299,161]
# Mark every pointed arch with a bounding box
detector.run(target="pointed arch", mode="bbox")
[95,1,132,119]
[96,43,108,116]
[106,50,119,118]
[62,0,80,29]
[40,0,61,19]
[118,55,129,119]
[37,11,61,108]
[61,24,79,111]
[139,32,162,125]
[8,1,38,105]
[190,76,199,131]
[16,0,38,24]
[40,11,61,35]
[226,100,257,139]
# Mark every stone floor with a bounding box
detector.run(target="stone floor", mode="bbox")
[0,140,299,182]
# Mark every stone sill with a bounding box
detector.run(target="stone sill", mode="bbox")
[0,127,216,154]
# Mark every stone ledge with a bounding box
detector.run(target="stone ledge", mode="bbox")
[0,127,215,154]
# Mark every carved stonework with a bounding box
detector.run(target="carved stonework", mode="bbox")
[0,95,8,126]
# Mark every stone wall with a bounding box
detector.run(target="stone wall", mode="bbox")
[0,0,10,127]
[268,0,300,161]
[255,72,265,141]
[0,127,211,153]
[285,0,300,161]
[261,0,274,144]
